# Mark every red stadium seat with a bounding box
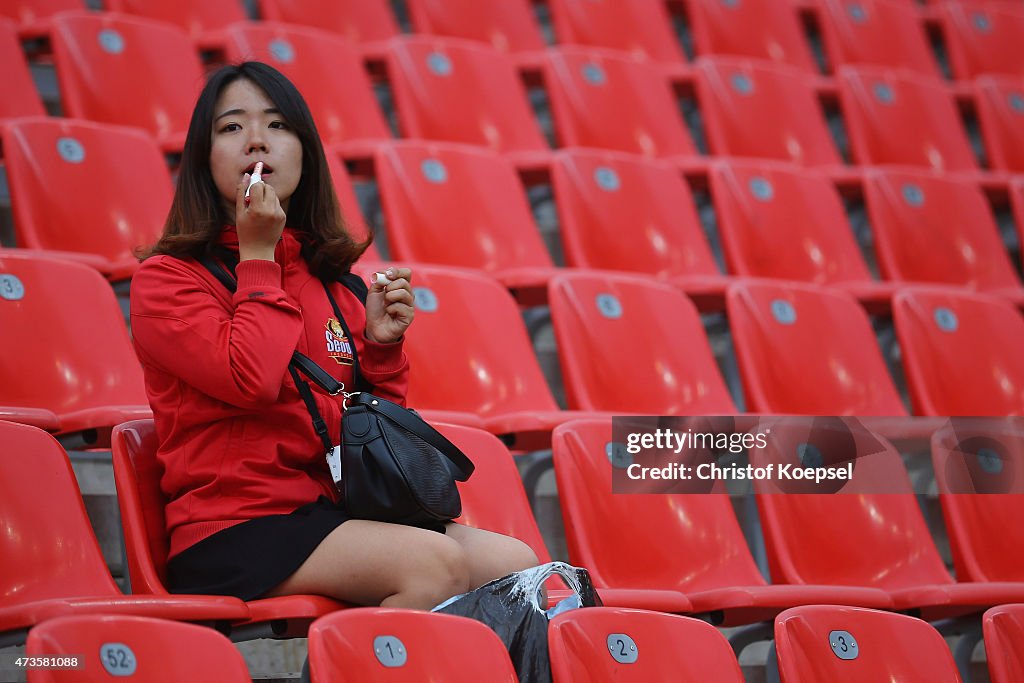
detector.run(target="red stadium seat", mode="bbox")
[0,252,151,442]
[405,0,546,54]
[552,418,893,627]
[0,0,79,38]
[323,145,377,257]
[384,37,549,165]
[708,159,894,309]
[817,0,940,76]
[775,606,961,683]
[2,117,170,279]
[940,1,1024,80]
[439,422,691,613]
[863,168,1023,303]
[544,47,697,159]
[837,66,978,171]
[223,22,391,154]
[984,604,1024,683]
[25,614,251,683]
[726,279,907,415]
[104,0,247,46]
[547,271,737,413]
[749,417,1024,618]
[307,608,516,682]
[685,0,817,72]
[546,0,685,64]
[0,18,46,119]
[111,420,349,640]
[974,75,1024,172]
[257,0,400,45]
[548,607,745,683]
[694,57,843,166]
[49,12,203,152]
[892,287,1024,416]
[0,421,248,647]
[374,141,554,302]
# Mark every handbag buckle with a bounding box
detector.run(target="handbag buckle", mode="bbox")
[341,391,359,410]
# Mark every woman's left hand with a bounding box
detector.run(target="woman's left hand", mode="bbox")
[365,267,415,344]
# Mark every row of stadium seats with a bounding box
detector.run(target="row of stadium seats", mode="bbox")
[3,0,1024,83]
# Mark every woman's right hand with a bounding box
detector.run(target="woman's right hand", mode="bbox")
[235,172,287,262]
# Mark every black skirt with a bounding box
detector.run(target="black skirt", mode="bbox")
[166,496,446,601]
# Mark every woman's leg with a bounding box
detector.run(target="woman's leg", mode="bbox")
[263,519,471,610]
[443,524,540,588]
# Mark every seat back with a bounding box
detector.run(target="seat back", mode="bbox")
[548,271,736,413]
[551,149,719,277]
[0,0,79,28]
[544,47,696,157]
[105,0,247,41]
[0,18,46,119]
[837,66,977,171]
[406,0,545,53]
[258,0,400,43]
[386,36,548,154]
[547,0,685,63]
[223,22,391,147]
[726,280,906,415]
[549,607,745,682]
[749,418,954,589]
[3,117,171,278]
[374,141,552,270]
[0,252,149,430]
[686,0,816,71]
[0,422,121,605]
[984,604,1024,683]
[775,605,962,682]
[307,608,517,682]
[893,287,1024,416]
[941,2,1024,80]
[818,0,939,76]
[50,12,203,147]
[323,145,377,256]
[863,168,1021,291]
[975,75,1024,172]
[25,614,251,683]
[111,420,173,594]
[931,421,1024,582]
[551,418,768,592]
[709,159,872,284]
[695,57,841,166]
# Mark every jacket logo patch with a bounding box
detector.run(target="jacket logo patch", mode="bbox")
[325,318,354,365]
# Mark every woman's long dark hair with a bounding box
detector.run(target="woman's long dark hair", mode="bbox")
[146,62,371,279]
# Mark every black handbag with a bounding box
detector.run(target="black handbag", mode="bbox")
[199,253,474,527]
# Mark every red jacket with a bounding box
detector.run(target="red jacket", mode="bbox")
[130,227,408,558]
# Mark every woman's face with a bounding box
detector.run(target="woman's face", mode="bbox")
[210,78,303,223]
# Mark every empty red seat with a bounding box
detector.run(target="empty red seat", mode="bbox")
[544,47,697,160]
[2,117,171,279]
[0,18,46,119]
[685,0,817,72]
[49,11,203,151]
[549,607,745,682]
[548,271,737,413]
[223,22,391,153]
[0,421,249,646]
[817,0,940,76]
[863,168,1023,302]
[694,57,843,166]
[0,251,151,442]
[984,604,1024,683]
[940,1,1024,80]
[0,0,79,37]
[552,418,893,627]
[385,36,549,163]
[547,0,685,63]
[25,614,251,682]
[775,606,961,682]
[405,0,545,54]
[322,146,378,259]
[837,65,978,171]
[726,279,907,415]
[104,0,247,46]
[893,287,1024,416]
[974,75,1024,172]
[307,608,517,682]
[257,0,400,45]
